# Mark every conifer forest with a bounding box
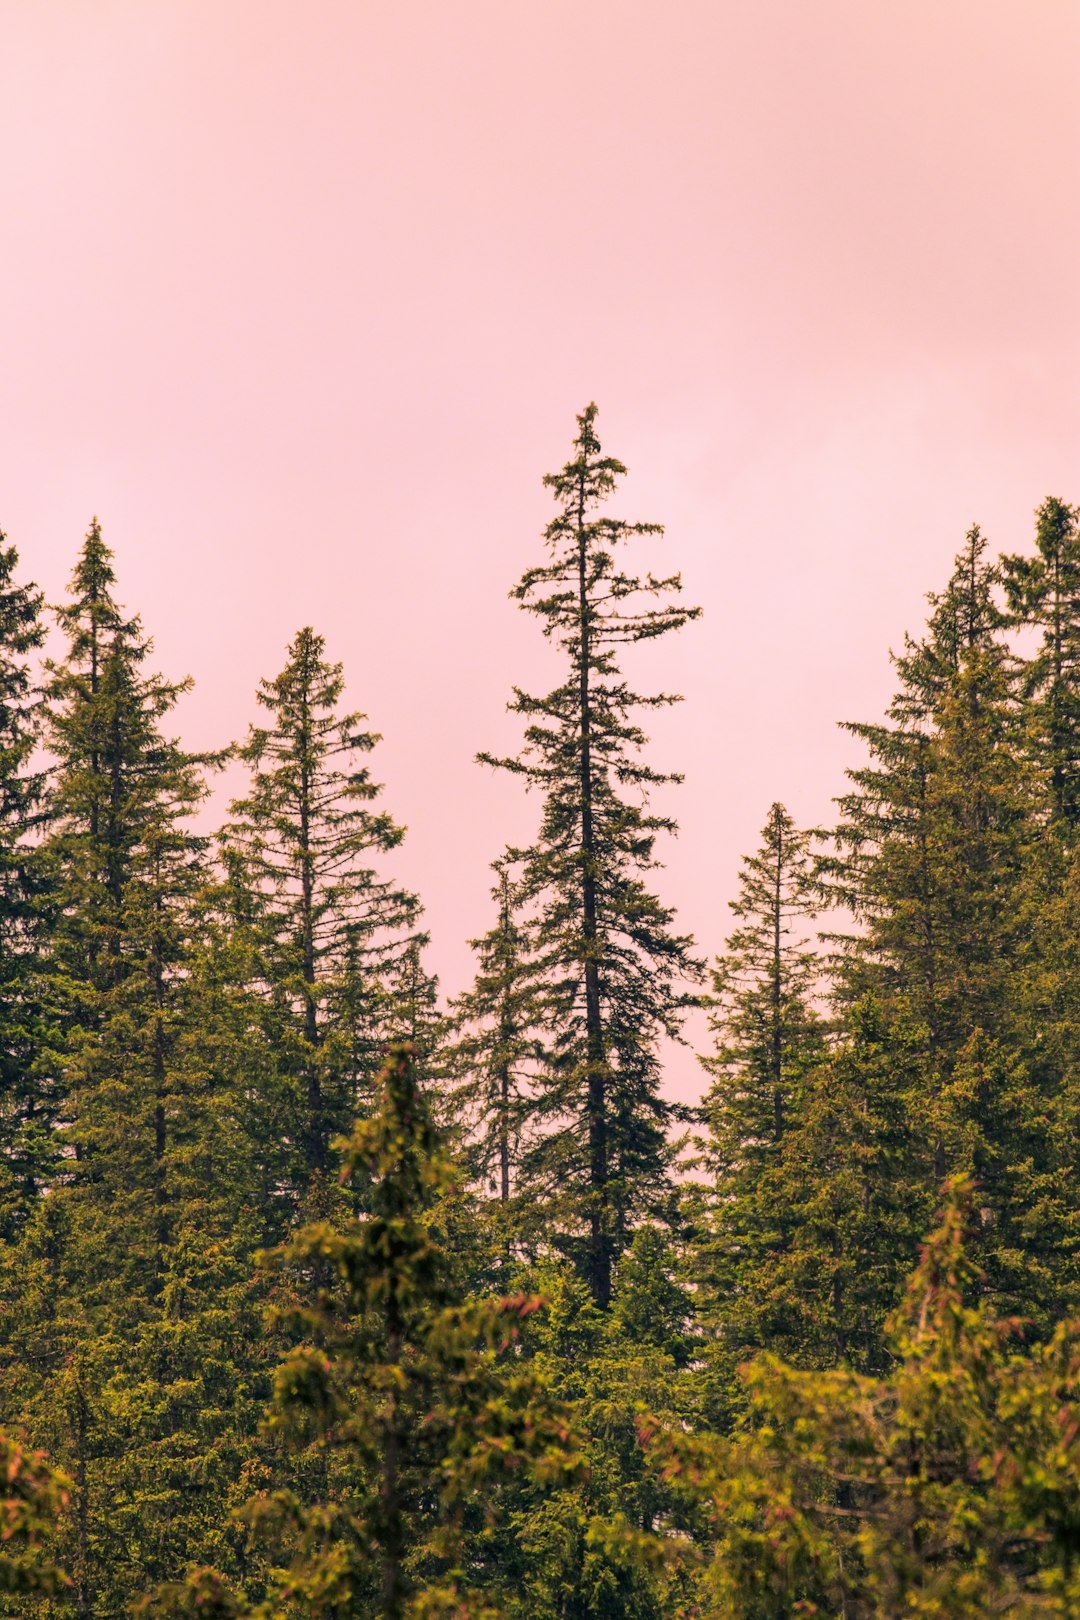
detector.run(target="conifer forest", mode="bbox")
[5,404,1080,1619]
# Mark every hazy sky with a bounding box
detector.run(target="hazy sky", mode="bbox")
[3,2,1078,1096]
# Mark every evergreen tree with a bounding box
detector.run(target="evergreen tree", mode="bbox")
[0,536,51,1235]
[702,802,823,1166]
[0,1429,71,1609]
[1002,496,1080,827]
[40,518,213,1292]
[154,1045,582,1620]
[694,803,828,1411]
[379,937,443,1071]
[222,627,423,1191]
[0,524,271,1620]
[480,404,701,1305]
[449,859,542,1207]
[766,999,930,1374]
[826,526,1037,1151]
[645,1181,1080,1618]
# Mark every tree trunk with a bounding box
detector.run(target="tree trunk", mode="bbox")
[577,475,609,1306]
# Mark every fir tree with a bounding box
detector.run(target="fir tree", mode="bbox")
[480,404,701,1305]
[1002,496,1080,827]
[826,526,1037,1154]
[0,536,51,1235]
[702,802,823,1158]
[222,626,423,1189]
[449,858,542,1207]
[695,803,827,1408]
[0,524,269,1620]
[645,1181,1080,1617]
[154,1045,582,1620]
[41,519,214,1290]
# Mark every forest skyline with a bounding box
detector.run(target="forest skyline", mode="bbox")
[4,7,1080,1611]
[3,3,1078,1093]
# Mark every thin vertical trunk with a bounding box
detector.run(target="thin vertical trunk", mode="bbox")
[577,472,609,1307]
[497,878,513,1203]
[771,811,784,1142]
[498,1058,510,1203]
[152,882,168,1264]
[1052,546,1066,819]
[298,673,323,1175]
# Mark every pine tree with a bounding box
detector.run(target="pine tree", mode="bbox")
[645,1181,1080,1617]
[153,1045,582,1620]
[449,858,542,1207]
[702,803,823,1162]
[480,404,701,1305]
[222,627,423,1192]
[1002,496,1080,827]
[769,999,930,1374]
[694,803,827,1408]
[0,536,52,1235]
[41,518,214,1291]
[0,524,275,1619]
[826,526,1037,1151]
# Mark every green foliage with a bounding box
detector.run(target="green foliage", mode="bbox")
[222,627,425,1191]
[480,403,702,1304]
[0,535,50,1236]
[156,1045,582,1620]
[695,804,829,1409]
[447,858,542,1209]
[1003,496,1080,827]
[0,453,1078,1613]
[644,1180,1080,1617]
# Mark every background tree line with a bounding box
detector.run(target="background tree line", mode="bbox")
[1,409,1079,1614]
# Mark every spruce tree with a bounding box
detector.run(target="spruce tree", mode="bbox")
[153,1045,582,1620]
[40,519,213,1289]
[702,802,822,1154]
[222,627,423,1191]
[0,536,51,1235]
[0,524,272,1619]
[826,526,1036,1135]
[646,1181,1080,1617]
[449,858,542,1207]
[1002,496,1080,827]
[480,404,701,1305]
[695,803,827,1405]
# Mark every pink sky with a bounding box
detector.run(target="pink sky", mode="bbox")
[2,2,1079,1097]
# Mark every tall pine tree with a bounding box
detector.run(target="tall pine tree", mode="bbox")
[481,404,701,1305]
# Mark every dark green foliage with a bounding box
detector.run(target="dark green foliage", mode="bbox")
[222,627,425,1191]
[1003,496,1080,826]
[645,1181,1080,1617]
[448,859,542,1208]
[480,404,702,1304]
[827,526,1034,1072]
[0,461,1078,1612]
[156,1045,582,1620]
[696,804,828,1401]
[0,536,50,1235]
[40,519,214,1292]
